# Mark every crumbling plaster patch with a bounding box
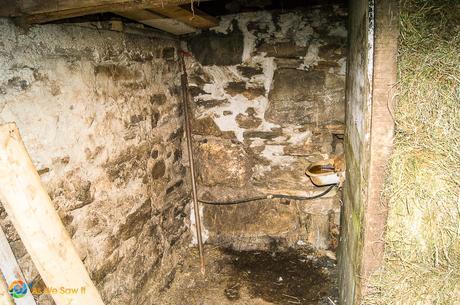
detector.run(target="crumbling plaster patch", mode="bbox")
[188,9,346,161]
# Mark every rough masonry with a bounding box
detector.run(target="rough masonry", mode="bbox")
[185,5,347,250]
[0,19,189,305]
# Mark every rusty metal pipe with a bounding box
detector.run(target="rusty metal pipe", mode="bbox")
[179,52,205,274]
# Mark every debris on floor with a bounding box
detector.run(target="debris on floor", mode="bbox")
[154,246,338,305]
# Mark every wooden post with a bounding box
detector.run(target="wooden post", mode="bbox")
[361,0,399,298]
[0,273,15,305]
[0,225,37,304]
[0,123,105,305]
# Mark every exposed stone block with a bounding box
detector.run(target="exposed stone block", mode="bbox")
[236,108,263,129]
[151,160,166,180]
[274,58,304,69]
[224,81,246,95]
[319,43,346,61]
[188,86,206,97]
[195,98,229,108]
[237,65,263,78]
[197,139,252,187]
[266,68,325,125]
[150,93,167,105]
[243,130,282,140]
[162,47,176,61]
[257,42,307,58]
[225,81,265,99]
[192,116,224,137]
[187,26,244,66]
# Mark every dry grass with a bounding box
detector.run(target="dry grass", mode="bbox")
[364,0,460,304]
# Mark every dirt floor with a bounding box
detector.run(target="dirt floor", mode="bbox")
[153,246,338,305]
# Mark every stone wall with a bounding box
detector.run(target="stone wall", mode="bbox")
[0,19,189,305]
[185,5,347,250]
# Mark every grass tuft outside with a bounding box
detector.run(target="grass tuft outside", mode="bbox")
[364,0,460,304]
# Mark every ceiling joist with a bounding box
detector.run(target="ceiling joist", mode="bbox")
[150,6,218,29]
[114,9,196,35]
[20,0,202,15]
[5,0,218,35]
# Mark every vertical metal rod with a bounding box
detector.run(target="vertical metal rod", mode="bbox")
[179,52,205,274]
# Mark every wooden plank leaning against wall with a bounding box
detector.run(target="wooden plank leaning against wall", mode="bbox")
[0,123,105,305]
[0,274,15,305]
[0,226,37,304]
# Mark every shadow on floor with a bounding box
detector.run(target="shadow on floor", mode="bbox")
[154,246,338,305]
[222,248,338,304]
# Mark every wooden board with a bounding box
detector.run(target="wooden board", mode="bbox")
[20,0,200,14]
[361,0,399,297]
[115,9,196,35]
[0,123,105,305]
[0,226,37,305]
[0,272,15,305]
[150,6,218,29]
[17,0,211,23]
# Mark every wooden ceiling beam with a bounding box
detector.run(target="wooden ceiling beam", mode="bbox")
[150,5,218,29]
[16,0,211,24]
[23,6,127,23]
[114,9,196,35]
[20,0,201,14]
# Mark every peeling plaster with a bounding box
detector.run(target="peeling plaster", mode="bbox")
[187,7,347,251]
[299,41,322,70]
[190,8,347,167]
[261,145,296,167]
[190,203,209,245]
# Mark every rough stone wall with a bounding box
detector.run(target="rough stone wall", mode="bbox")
[185,5,347,250]
[0,19,189,305]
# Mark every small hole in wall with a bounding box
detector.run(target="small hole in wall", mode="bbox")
[332,134,345,155]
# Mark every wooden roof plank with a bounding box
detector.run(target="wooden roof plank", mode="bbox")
[114,9,196,35]
[20,0,200,14]
[18,0,211,24]
[149,5,218,29]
